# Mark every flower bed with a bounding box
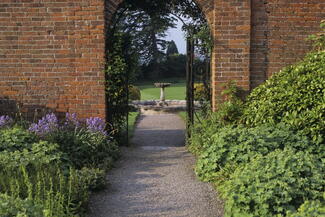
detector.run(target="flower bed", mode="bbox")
[0,113,119,216]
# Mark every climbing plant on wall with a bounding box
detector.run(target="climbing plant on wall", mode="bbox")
[105,33,129,143]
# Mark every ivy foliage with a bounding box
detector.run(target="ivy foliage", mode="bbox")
[308,20,325,51]
[106,33,129,140]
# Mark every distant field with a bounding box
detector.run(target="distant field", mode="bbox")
[136,78,186,100]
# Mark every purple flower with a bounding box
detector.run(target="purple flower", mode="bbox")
[86,117,107,136]
[29,113,58,136]
[64,113,81,129]
[0,115,13,128]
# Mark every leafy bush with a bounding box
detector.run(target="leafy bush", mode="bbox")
[215,81,244,125]
[194,83,209,101]
[0,113,119,216]
[0,193,45,217]
[287,198,325,217]
[188,112,223,156]
[188,82,245,155]
[243,50,325,143]
[48,129,118,169]
[129,85,141,101]
[0,141,63,169]
[195,124,313,183]
[0,165,90,216]
[221,149,325,217]
[0,127,38,152]
[77,167,106,191]
[26,113,119,169]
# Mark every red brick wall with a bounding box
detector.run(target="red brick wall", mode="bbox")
[0,0,324,119]
[0,0,106,119]
[250,0,325,88]
[212,0,251,108]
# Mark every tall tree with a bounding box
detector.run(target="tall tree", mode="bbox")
[112,5,177,78]
[109,0,211,79]
[166,40,179,56]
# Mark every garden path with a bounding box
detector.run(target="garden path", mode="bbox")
[88,112,223,217]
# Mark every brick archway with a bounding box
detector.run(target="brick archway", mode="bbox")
[105,0,252,111]
[0,0,324,119]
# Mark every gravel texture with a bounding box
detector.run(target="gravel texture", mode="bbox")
[88,113,224,217]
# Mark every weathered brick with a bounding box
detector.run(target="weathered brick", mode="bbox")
[0,0,324,119]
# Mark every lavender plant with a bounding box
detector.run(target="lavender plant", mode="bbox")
[29,113,58,136]
[64,113,81,129]
[0,115,13,129]
[86,117,108,136]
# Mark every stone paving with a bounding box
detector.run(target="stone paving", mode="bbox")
[88,112,223,217]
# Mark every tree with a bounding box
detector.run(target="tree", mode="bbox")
[108,0,211,80]
[166,40,179,56]
[111,4,176,79]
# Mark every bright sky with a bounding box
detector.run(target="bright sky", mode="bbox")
[164,19,186,54]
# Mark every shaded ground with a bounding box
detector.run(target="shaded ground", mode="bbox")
[88,112,223,217]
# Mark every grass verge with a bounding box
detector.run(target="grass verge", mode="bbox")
[128,111,140,140]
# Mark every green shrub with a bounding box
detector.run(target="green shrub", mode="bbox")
[195,124,313,183]
[0,127,37,152]
[243,50,325,143]
[221,149,325,217]
[194,83,210,101]
[0,165,90,216]
[287,198,325,217]
[77,167,106,191]
[188,112,223,156]
[129,85,141,101]
[0,141,63,169]
[216,81,244,125]
[0,193,45,217]
[48,129,119,169]
[188,82,244,155]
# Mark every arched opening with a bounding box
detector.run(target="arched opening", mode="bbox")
[104,0,213,142]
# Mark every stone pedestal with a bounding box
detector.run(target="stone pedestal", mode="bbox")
[154,83,171,105]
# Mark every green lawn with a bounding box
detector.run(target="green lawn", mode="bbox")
[128,111,140,139]
[136,78,186,100]
[178,111,187,121]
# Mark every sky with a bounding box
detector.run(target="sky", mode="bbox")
[164,19,187,54]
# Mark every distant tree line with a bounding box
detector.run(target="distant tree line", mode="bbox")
[107,0,212,82]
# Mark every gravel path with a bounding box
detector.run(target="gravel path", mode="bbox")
[88,113,224,217]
